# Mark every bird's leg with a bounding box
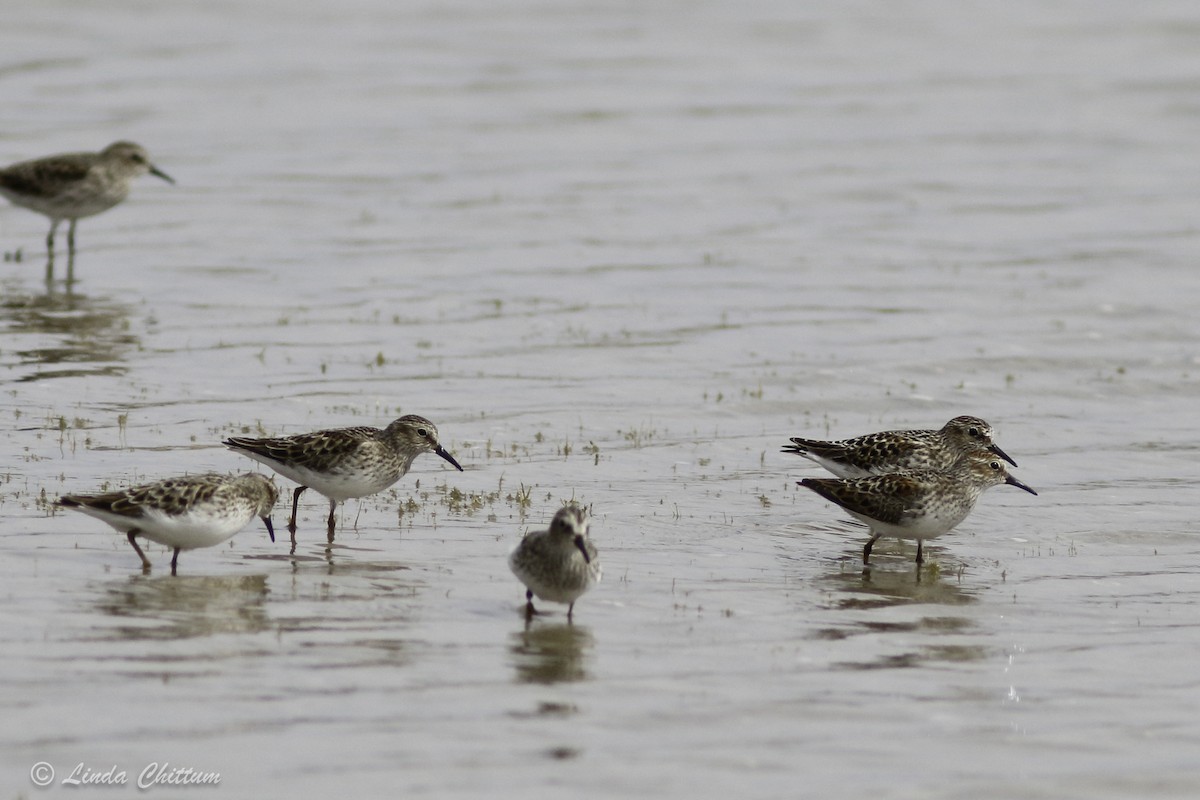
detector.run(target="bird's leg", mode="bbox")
[915,540,924,564]
[524,589,536,620]
[567,602,575,624]
[66,219,77,255]
[46,220,58,262]
[863,533,881,565]
[170,547,181,575]
[326,499,337,540]
[289,486,306,532]
[127,531,151,571]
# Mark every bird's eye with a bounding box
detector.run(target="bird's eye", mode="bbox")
[968,427,981,438]
[417,428,428,437]
[990,461,1001,471]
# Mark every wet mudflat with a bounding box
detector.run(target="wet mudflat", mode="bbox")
[2,1,1200,797]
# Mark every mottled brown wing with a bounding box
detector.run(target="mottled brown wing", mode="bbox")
[787,431,927,474]
[59,490,128,514]
[800,472,929,525]
[127,475,226,516]
[60,475,224,518]
[225,427,381,472]
[0,154,93,198]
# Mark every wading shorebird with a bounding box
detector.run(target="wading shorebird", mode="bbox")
[799,452,1037,565]
[223,414,463,540]
[0,141,174,265]
[509,504,601,623]
[783,415,1018,478]
[59,473,277,574]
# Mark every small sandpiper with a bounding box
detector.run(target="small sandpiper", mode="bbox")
[59,473,277,574]
[223,414,463,539]
[0,141,174,262]
[798,451,1037,565]
[782,415,1017,478]
[509,504,601,622]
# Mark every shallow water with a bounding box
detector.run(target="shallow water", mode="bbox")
[3,0,1200,797]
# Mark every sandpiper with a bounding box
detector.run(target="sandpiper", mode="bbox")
[509,504,601,622]
[783,415,1017,478]
[798,451,1037,565]
[59,473,277,574]
[223,414,463,539]
[0,141,174,262]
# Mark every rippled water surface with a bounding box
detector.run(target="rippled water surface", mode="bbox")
[3,1,1200,797]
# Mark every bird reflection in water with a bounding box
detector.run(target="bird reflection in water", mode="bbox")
[509,623,594,685]
[820,555,980,610]
[92,573,270,641]
[0,278,137,381]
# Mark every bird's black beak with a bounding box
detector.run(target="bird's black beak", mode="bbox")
[151,166,175,185]
[1005,474,1038,496]
[988,443,1018,469]
[435,445,464,472]
[573,534,591,564]
[262,516,276,543]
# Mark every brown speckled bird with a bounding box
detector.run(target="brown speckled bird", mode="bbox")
[223,414,462,539]
[0,141,173,261]
[59,473,277,574]
[799,452,1037,565]
[783,415,1017,479]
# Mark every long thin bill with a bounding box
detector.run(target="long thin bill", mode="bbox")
[988,442,1019,468]
[150,165,175,184]
[435,445,464,472]
[1005,474,1038,496]
[574,534,592,564]
[262,516,276,543]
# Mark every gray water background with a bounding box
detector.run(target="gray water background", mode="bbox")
[2,1,1200,797]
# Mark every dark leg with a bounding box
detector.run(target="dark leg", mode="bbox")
[567,602,575,624]
[326,499,337,539]
[127,531,151,571]
[65,248,75,286]
[524,588,536,620]
[46,220,59,262]
[289,486,306,532]
[863,533,881,565]
[170,547,181,575]
[66,219,77,255]
[915,540,924,564]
